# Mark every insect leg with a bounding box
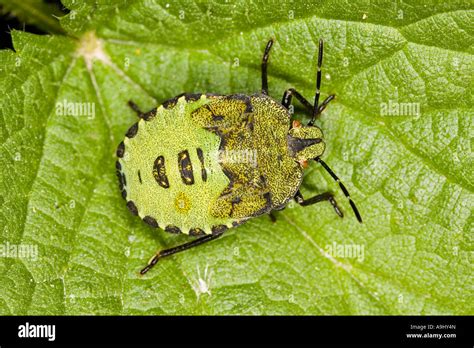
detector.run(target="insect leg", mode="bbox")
[317,94,335,115]
[269,212,277,223]
[140,231,225,275]
[127,100,157,120]
[314,157,363,223]
[281,88,313,113]
[261,39,274,95]
[282,89,335,117]
[128,100,143,116]
[294,190,343,218]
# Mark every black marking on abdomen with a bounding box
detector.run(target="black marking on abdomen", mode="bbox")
[116,141,125,158]
[117,168,127,192]
[126,201,138,215]
[184,93,202,102]
[122,172,127,186]
[153,155,170,188]
[162,93,186,109]
[138,170,142,184]
[178,150,194,185]
[211,225,228,235]
[143,216,159,228]
[126,122,138,138]
[116,170,127,199]
[116,170,123,190]
[165,225,182,234]
[196,148,207,182]
[115,160,127,199]
[142,108,157,121]
[189,228,206,236]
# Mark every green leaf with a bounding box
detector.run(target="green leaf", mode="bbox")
[1,0,472,315]
[0,0,66,35]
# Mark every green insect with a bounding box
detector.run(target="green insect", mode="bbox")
[116,38,362,274]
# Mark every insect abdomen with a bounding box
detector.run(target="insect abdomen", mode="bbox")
[117,95,238,235]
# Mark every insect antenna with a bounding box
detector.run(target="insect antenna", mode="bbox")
[309,39,324,126]
[314,157,362,223]
[261,39,274,95]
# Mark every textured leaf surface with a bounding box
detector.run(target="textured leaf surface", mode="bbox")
[0,0,65,35]
[0,0,472,315]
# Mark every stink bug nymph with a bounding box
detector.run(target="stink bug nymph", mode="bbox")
[116,39,362,274]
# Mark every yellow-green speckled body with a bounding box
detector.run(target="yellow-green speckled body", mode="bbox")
[116,93,325,235]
